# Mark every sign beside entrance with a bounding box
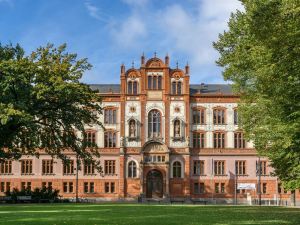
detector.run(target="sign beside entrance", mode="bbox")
[237,183,256,190]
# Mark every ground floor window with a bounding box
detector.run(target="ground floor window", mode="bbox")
[42,182,52,189]
[194,182,205,194]
[21,182,31,191]
[63,182,74,193]
[215,182,225,193]
[84,182,95,193]
[105,182,115,193]
[0,182,10,193]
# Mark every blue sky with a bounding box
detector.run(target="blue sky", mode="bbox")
[0,0,243,84]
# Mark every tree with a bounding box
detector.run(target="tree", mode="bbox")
[214,0,300,189]
[0,43,102,170]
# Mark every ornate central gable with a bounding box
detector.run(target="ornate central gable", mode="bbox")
[143,141,168,153]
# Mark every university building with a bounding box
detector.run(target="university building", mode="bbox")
[0,54,299,204]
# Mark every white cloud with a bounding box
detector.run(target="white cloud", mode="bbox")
[121,0,149,7]
[110,15,147,48]
[84,0,101,20]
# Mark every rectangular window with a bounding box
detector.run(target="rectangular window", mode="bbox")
[85,131,96,147]
[193,132,205,148]
[234,132,246,148]
[104,182,115,193]
[235,161,246,176]
[69,182,73,192]
[213,109,225,125]
[214,161,225,176]
[192,110,205,125]
[42,160,53,175]
[234,110,238,125]
[0,160,12,174]
[215,183,220,193]
[193,160,205,176]
[63,182,68,193]
[104,132,116,148]
[21,182,31,191]
[0,182,4,192]
[42,182,52,189]
[21,160,33,174]
[63,160,74,175]
[104,160,116,175]
[63,182,74,193]
[90,182,95,193]
[221,183,225,193]
[104,109,117,124]
[84,182,89,193]
[105,182,110,193]
[194,182,205,194]
[213,132,225,148]
[84,162,95,175]
[262,183,267,194]
[256,161,267,176]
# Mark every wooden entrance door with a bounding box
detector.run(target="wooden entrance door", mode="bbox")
[146,170,163,198]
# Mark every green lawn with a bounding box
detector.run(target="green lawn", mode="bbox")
[0,203,299,225]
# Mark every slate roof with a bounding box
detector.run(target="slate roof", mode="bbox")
[88,84,234,95]
[89,84,121,94]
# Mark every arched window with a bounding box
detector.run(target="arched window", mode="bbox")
[172,161,182,178]
[158,76,162,89]
[129,119,136,138]
[148,110,161,138]
[174,119,181,138]
[133,81,138,94]
[128,81,132,94]
[172,81,182,95]
[148,75,162,90]
[128,161,137,178]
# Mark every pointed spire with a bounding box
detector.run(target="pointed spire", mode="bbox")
[132,60,135,68]
[165,53,169,66]
[185,61,190,74]
[176,61,179,69]
[141,52,145,66]
[121,63,125,75]
[154,51,157,58]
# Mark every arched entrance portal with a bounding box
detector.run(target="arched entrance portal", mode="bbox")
[146,170,163,198]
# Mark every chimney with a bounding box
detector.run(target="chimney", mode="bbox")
[165,54,169,66]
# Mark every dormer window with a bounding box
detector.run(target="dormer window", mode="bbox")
[148,75,162,90]
[128,81,138,95]
[172,81,182,95]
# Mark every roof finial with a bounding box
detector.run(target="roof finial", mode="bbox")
[176,61,179,69]
[154,51,157,58]
[132,60,134,68]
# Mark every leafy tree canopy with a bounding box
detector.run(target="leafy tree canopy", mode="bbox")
[0,43,102,169]
[214,0,300,189]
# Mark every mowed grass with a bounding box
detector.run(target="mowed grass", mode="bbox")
[0,203,299,225]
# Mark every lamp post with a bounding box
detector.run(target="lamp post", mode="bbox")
[75,153,79,203]
[257,157,262,206]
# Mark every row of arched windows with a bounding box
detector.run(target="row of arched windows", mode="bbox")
[126,79,183,94]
